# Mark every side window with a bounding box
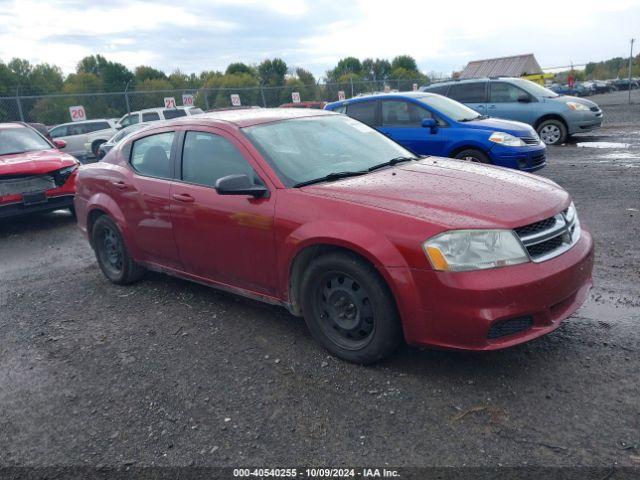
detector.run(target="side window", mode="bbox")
[181,131,257,188]
[163,109,187,120]
[130,132,175,179]
[490,82,529,103]
[426,84,449,95]
[67,124,85,136]
[49,126,67,138]
[86,122,110,133]
[142,112,161,122]
[332,105,347,114]
[120,114,139,127]
[448,82,487,103]
[346,101,377,126]
[381,100,432,126]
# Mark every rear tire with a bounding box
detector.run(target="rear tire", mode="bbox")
[92,215,145,285]
[537,119,567,145]
[300,252,403,364]
[454,149,490,164]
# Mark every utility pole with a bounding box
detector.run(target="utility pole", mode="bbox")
[628,38,635,105]
[15,86,24,122]
[124,79,132,116]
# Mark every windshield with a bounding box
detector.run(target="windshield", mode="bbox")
[243,115,413,187]
[418,94,481,121]
[0,127,52,156]
[510,78,559,98]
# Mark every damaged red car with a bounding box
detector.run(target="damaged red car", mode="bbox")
[74,109,594,363]
[0,122,79,218]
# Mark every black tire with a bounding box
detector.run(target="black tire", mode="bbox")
[300,252,403,364]
[91,140,106,158]
[92,215,144,285]
[454,148,491,164]
[68,206,76,219]
[537,119,567,145]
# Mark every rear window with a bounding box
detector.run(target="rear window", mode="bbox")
[346,101,377,126]
[448,82,487,103]
[163,109,187,119]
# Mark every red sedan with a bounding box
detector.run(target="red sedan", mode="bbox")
[1,123,78,218]
[74,109,594,363]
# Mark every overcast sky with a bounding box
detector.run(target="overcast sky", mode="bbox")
[0,0,638,78]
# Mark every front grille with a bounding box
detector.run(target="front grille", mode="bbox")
[515,209,580,262]
[514,217,556,237]
[530,152,546,166]
[520,136,540,145]
[525,235,563,258]
[0,174,56,196]
[487,316,533,339]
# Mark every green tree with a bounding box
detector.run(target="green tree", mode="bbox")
[203,72,260,108]
[226,62,255,76]
[391,55,418,72]
[134,65,167,83]
[77,54,133,91]
[258,58,288,106]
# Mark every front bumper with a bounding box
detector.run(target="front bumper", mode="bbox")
[0,194,74,218]
[389,230,594,350]
[567,110,603,134]
[489,143,547,172]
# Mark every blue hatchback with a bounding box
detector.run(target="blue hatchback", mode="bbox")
[325,92,546,172]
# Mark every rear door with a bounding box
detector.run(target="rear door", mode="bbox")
[169,128,278,295]
[344,100,379,127]
[447,81,488,116]
[487,81,537,124]
[377,99,448,156]
[121,129,181,268]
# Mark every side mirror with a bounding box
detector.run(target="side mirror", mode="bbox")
[517,94,531,103]
[421,118,438,133]
[215,174,269,198]
[115,124,123,130]
[53,139,67,149]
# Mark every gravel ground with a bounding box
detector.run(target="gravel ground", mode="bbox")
[0,103,639,471]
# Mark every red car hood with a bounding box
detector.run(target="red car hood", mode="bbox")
[0,149,78,176]
[301,158,570,230]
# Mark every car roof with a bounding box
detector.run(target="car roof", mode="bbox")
[147,107,337,129]
[53,119,113,128]
[0,122,28,130]
[326,91,437,107]
[425,77,525,87]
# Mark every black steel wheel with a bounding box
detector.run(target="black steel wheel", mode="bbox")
[454,149,490,164]
[92,215,145,284]
[300,252,402,364]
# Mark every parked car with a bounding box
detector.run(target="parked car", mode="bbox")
[48,119,119,159]
[612,79,639,91]
[117,106,204,128]
[279,101,327,109]
[0,122,79,218]
[548,83,594,97]
[19,122,53,140]
[421,78,603,145]
[325,92,547,172]
[74,109,593,364]
[97,123,151,160]
[583,80,617,94]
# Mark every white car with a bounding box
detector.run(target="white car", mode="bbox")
[117,106,204,128]
[49,119,119,159]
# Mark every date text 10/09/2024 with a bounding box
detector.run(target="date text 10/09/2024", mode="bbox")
[233,468,400,478]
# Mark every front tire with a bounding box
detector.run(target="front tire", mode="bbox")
[92,216,145,285]
[300,252,403,364]
[454,149,490,164]
[537,119,567,145]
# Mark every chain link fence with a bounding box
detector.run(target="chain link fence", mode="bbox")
[0,78,430,126]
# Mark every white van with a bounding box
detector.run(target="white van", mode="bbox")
[48,119,118,159]
[117,106,204,127]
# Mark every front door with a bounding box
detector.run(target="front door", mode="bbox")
[377,99,448,156]
[170,129,278,295]
[486,82,537,125]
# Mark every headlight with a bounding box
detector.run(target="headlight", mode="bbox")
[565,201,581,241]
[566,101,589,111]
[423,230,529,272]
[488,132,526,147]
[58,164,79,176]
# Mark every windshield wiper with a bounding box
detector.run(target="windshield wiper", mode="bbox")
[367,156,419,172]
[459,116,482,122]
[294,170,368,188]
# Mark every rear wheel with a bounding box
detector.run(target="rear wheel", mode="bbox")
[537,119,567,145]
[454,149,490,164]
[92,215,144,285]
[300,252,403,364]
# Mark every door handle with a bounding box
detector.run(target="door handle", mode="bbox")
[111,180,127,189]
[172,193,195,203]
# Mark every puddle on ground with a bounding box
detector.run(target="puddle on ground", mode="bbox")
[576,142,631,149]
[573,297,639,330]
